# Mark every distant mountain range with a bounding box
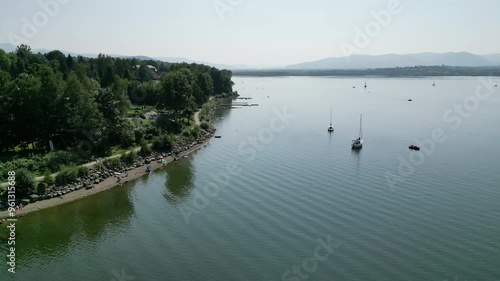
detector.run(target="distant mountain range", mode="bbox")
[2,43,500,70]
[285,52,500,69]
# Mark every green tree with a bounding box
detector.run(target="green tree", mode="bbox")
[45,50,68,74]
[138,64,152,81]
[194,72,214,106]
[9,73,43,148]
[15,169,36,199]
[13,45,32,75]
[159,69,195,123]
[0,49,12,71]
[66,54,74,71]
[27,64,65,145]
[62,73,104,147]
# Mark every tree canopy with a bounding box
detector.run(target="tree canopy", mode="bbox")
[0,45,234,155]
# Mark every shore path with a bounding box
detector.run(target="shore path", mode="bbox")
[0,110,207,219]
[194,111,201,125]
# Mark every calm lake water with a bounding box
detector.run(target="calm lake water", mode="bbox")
[1,77,500,281]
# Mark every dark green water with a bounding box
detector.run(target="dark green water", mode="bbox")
[1,77,500,281]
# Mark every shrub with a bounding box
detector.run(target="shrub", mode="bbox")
[200,122,210,131]
[152,133,174,152]
[41,151,82,172]
[121,151,138,165]
[133,129,144,143]
[55,165,79,186]
[154,114,171,131]
[77,166,89,178]
[103,157,122,170]
[0,158,40,180]
[94,162,105,170]
[15,169,36,199]
[139,139,152,157]
[191,125,201,139]
[41,170,55,187]
[37,182,48,195]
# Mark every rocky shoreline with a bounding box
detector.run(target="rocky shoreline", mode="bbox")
[0,127,216,219]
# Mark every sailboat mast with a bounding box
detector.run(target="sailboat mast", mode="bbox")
[330,107,333,126]
[359,114,363,139]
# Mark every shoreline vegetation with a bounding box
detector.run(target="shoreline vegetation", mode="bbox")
[0,45,238,217]
[0,124,216,219]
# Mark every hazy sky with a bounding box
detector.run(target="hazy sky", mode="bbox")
[1,0,499,66]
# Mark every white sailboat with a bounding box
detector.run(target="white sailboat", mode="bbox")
[351,114,363,149]
[328,107,334,133]
[432,81,436,87]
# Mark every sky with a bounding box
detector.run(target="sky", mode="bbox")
[0,0,499,66]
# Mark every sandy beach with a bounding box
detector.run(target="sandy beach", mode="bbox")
[0,136,213,219]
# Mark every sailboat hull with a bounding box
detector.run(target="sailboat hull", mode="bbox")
[351,140,363,149]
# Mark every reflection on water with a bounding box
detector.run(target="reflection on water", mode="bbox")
[77,187,134,240]
[351,148,362,173]
[164,158,195,204]
[9,184,134,265]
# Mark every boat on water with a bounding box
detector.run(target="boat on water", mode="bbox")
[351,114,363,149]
[364,82,367,88]
[432,81,436,87]
[409,145,420,151]
[328,107,334,133]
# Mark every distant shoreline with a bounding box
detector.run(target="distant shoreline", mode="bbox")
[232,66,500,77]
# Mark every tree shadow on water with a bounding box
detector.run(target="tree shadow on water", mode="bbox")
[163,159,195,205]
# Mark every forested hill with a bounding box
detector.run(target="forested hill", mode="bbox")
[0,45,234,156]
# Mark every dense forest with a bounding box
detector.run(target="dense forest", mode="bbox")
[0,45,234,182]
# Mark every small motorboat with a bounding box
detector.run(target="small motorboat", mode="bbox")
[408,99,413,101]
[409,145,420,151]
[214,136,222,138]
